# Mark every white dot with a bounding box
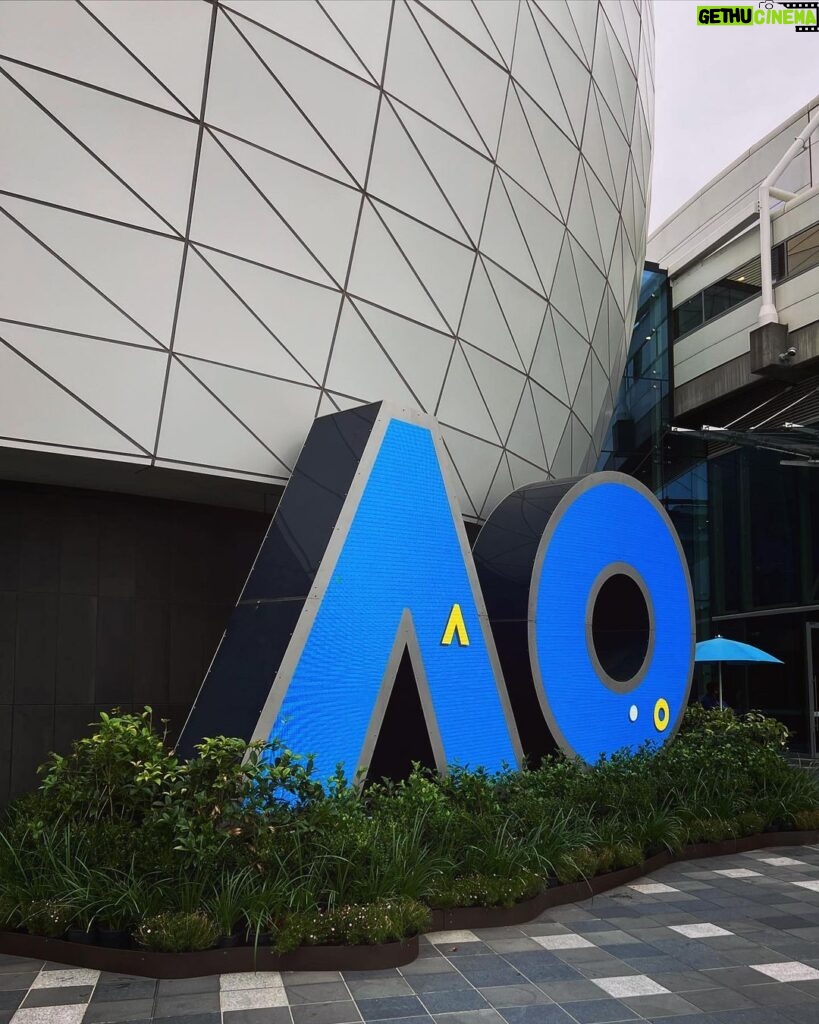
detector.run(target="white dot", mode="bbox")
[629,705,638,722]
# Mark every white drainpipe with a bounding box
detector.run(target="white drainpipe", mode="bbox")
[758,108,819,327]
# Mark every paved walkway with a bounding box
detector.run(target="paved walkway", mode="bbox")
[5,846,819,1024]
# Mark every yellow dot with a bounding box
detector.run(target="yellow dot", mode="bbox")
[653,698,670,732]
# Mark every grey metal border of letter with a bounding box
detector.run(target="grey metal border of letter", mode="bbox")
[527,471,696,761]
[248,401,524,777]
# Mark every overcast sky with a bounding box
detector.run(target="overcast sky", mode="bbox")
[649,0,819,233]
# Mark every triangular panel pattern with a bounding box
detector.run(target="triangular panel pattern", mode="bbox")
[437,342,500,443]
[0,69,169,231]
[0,331,147,456]
[158,359,291,476]
[224,1,372,80]
[321,0,391,81]
[480,452,515,520]
[0,0,652,518]
[3,196,183,346]
[0,322,165,451]
[459,259,525,371]
[474,0,518,66]
[412,3,508,157]
[8,62,199,233]
[195,247,342,383]
[441,427,505,521]
[423,1,506,64]
[0,0,189,113]
[205,14,354,182]
[507,382,549,469]
[85,0,212,113]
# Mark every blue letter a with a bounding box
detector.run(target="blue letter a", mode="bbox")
[178,402,522,783]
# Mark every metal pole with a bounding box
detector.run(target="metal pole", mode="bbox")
[719,661,723,710]
[758,108,819,327]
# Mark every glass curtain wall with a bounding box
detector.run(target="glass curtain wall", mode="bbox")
[605,264,819,750]
[709,446,819,750]
[597,267,710,633]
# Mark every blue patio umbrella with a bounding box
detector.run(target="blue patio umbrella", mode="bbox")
[694,636,783,709]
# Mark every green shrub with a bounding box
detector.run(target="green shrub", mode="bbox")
[135,910,219,953]
[793,809,819,831]
[23,898,75,938]
[0,894,20,930]
[275,899,430,950]
[683,818,736,844]
[428,870,542,909]
[734,811,765,837]
[595,843,644,873]
[0,704,815,948]
[555,848,600,884]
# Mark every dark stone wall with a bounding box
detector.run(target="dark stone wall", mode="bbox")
[0,480,270,802]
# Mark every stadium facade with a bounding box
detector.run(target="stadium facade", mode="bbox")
[0,0,654,798]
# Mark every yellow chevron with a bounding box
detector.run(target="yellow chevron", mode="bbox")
[441,603,470,646]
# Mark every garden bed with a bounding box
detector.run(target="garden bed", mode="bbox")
[1,830,817,977]
[3,706,819,969]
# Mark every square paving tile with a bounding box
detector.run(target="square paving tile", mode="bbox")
[453,963,526,988]
[681,986,753,1012]
[357,996,427,1021]
[156,978,218,997]
[478,986,553,1008]
[220,988,289,1012]
[714,869,761,879]
[287,982,354,1003]
[419,990,489,1014]
[559,998,638,1022]
[346,981,413,1000]
[0,975,37,994]
[750,962,819,982]
[533,935,594,951]
[406,973,472,995]
[669,924,733,938]
[30,969,99,989]
[82,997,156,1022]
[223,1009,291,1024]
[431,1013,500,1024]
[620,992,700,1017]
[575,962,640,980]
[0,958,43,977]
[10,1008,88,1024]
[290,1001,363,1024]
[285,973,344,985]
[401,963,458,978]
[781,1003,819,1022]
[497,1006,575,1024]
[426,933,479,946]
[628,884,679,895]
[486,941,542,955]
[0,992,26,1013]
[220,972,285,991]
[21,986,93,1008]
[591,975,670,998]
[94,980,157,1002]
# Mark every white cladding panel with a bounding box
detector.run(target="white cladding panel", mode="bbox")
[0,0,653,519]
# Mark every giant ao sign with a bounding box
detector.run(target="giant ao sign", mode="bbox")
[179,403,695,779]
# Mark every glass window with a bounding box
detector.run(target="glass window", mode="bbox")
[710,451,742,614]
[703,282,735,320]
[771,243,786,281]
[787,225,819,276]
[672,293,703,339]
[807,464,819,603]
[749,449,799,608]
